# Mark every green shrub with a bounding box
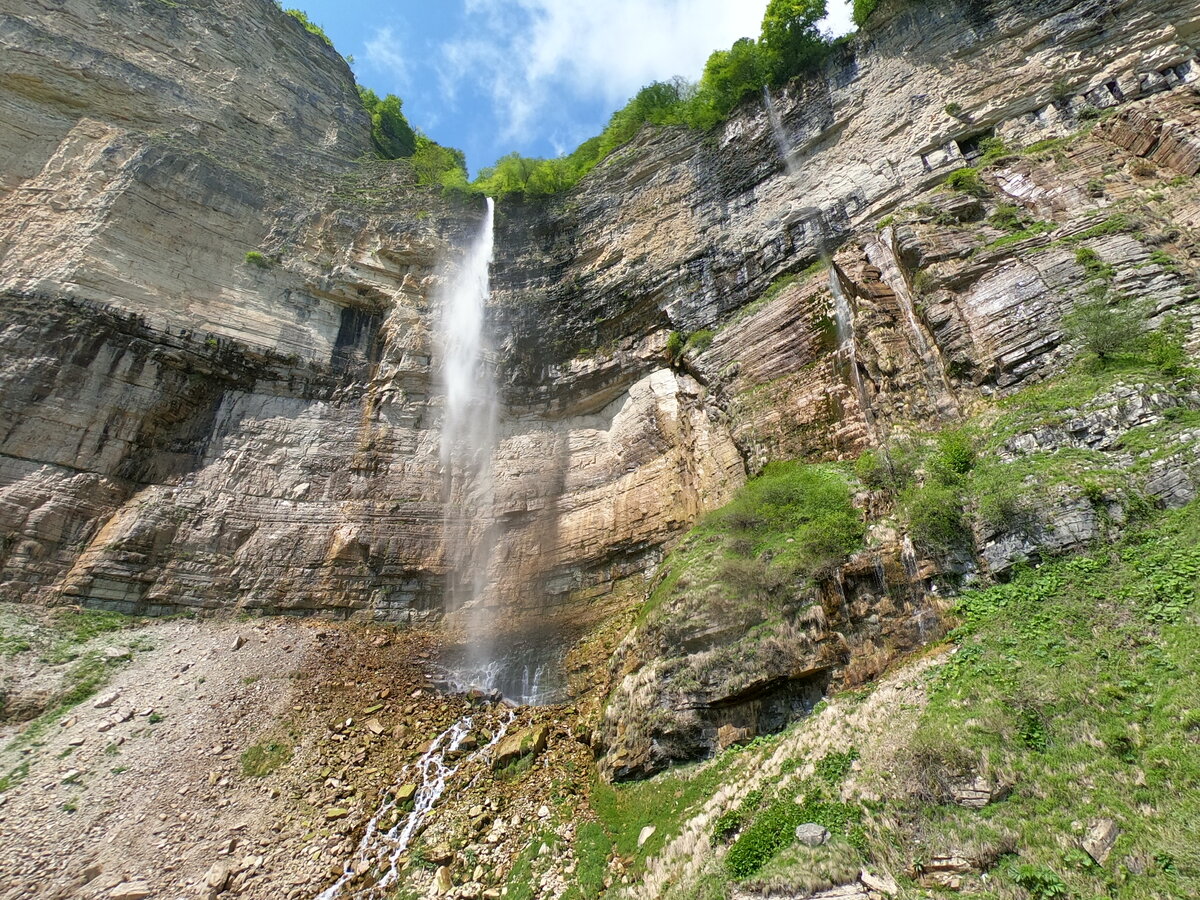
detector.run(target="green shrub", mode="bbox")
[245,251,271,269]
[1144,320,1188,375]
[725,791,862,879]
[852,0,881,28]
[931,430,976,483]
[854,449,887,489]
[1074,247,1114,281]
[719,462,863,575]
[409,136,470,191]
[666,331,686,362]
[1062,298,1143,362]
[1008,863,1069,899]
[283,8,333,47]
[903,483,971,556]
[977,137,1012,166]
[988,203,1028,233]
[685,329,716,354]
[976,482,1027,531]
[944,168,987,197]
[944,101,964,118]
[358,87,416,159]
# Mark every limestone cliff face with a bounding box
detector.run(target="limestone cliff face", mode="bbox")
[0,0,746,632]
[1,0,1199,738]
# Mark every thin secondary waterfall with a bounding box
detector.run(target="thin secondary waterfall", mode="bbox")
[438,197,500,692]
[763,86,797,176]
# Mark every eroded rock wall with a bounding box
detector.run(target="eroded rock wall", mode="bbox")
[0,0,1198,692]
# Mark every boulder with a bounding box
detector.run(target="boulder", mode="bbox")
[110,882,153,900]
[492,724,549,770]
[1082,818,1120,865]
[795,823,831,847]
[433,866,453,895]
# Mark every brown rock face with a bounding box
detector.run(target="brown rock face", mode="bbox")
[0,0,1198,726]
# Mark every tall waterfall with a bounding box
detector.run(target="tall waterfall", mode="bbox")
[438,197,500,690]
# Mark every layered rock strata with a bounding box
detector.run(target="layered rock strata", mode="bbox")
[0,0,1198,731]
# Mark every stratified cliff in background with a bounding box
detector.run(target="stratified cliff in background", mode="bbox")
[1,0,1199,738]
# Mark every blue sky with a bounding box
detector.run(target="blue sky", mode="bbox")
[290,0,855,176]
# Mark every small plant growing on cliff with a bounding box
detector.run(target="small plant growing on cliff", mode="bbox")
[944,102,965,118]
[944,167,987,198]
[283,8,333,48]
[685,329,716,354]
[665,331,686,364]
[1074,247,1114,281]
[245,251,271,269]
[988,203,1029,233]
[902,483,971,557]
[852,0,881,28]
[1062,298,1142,363]
[1145,318,1189,375]
[931,430,976,483]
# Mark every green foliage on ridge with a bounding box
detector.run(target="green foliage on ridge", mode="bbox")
[852,0,882,27]
[282,7,333,47]
[357,87,416,160]
[472,0,844,199]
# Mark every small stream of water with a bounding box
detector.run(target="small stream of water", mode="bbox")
[315,712,513,900]
[763,86,798,176]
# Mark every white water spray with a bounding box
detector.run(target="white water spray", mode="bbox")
[764,86,798,176]
[438,198,500,684]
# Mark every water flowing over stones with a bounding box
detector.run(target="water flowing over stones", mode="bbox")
[315,713,513,900]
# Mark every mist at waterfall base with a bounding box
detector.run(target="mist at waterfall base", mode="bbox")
[435,198,562,706]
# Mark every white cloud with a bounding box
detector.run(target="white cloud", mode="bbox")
[442,0,767,141]
[364,26,411,89]
[822,1,856,37]
[440,0,857,144]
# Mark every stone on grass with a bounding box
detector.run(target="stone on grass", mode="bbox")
[1083,818,1120,865]
[795,823,830,846]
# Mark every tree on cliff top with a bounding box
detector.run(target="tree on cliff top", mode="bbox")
[760,0,830,84]
[358,87,417,160]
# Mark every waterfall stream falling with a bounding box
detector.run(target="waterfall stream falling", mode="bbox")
[438,197,501,691]
[763,87,798,176]
[434,199,553,704]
